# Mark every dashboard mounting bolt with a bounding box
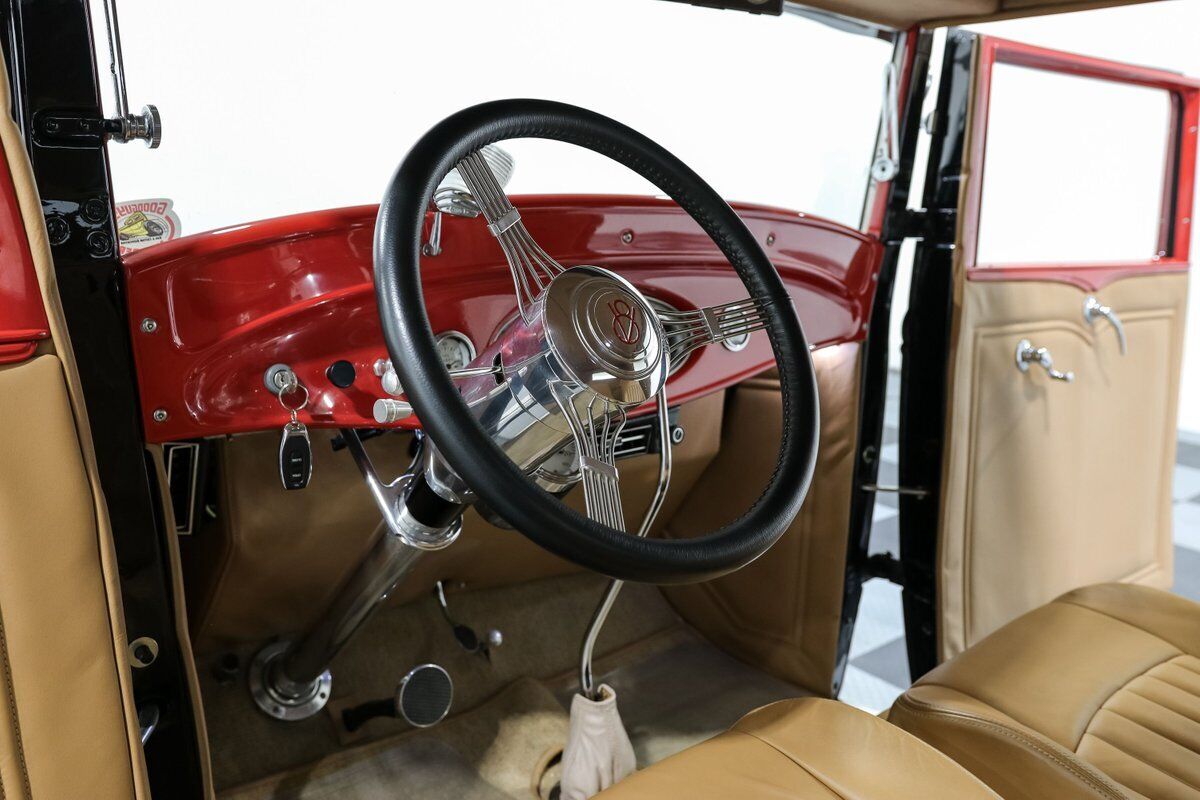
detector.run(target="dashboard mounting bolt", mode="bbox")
[620,229,634,244]
[140,317,158,334]
[152,408,168,423]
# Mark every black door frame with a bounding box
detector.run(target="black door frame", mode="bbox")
[1,1,203,795]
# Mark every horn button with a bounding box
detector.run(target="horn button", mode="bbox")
[543,266,667,406]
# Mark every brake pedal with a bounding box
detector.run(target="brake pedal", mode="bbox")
[342,664,453,732]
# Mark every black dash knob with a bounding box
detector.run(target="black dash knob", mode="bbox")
[326,360,356,388]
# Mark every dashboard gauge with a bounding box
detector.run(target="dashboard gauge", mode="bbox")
[533,440,581,492]
[435,331,476,372]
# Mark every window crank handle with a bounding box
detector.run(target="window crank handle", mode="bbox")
[1015,339,1074,383]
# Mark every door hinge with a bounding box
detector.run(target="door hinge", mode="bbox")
[884,207,956,245]
[862,552,906,584]
[33,110,119,148]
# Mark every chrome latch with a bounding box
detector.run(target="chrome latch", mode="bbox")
[1015,339,1074,383]
[1083,296,1127,355]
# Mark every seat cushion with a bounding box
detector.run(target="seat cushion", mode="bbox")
[890,583,1200,800]
[597,697,998,798]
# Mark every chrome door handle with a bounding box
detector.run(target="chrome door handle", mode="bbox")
[1083,295,1127,355]
[1015,339,1074,383]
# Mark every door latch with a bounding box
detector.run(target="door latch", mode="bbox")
[1083,296,1127,355]
[1015,339,1074,383]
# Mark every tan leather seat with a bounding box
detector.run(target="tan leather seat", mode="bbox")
[890,583,1200,800]
[597,697,999,798]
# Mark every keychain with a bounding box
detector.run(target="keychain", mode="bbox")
[275,374,312,491]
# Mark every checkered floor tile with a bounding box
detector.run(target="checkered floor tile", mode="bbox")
[838,373,1200,713]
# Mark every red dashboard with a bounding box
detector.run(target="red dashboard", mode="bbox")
[122,195,881,443]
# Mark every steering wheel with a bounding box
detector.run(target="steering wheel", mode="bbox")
[375,99,818,584]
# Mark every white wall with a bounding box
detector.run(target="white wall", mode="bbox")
[970,1,1200,434]
[97,0,891,234]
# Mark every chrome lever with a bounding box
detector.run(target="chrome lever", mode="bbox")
[1015,339,1074,383]
[1083,296,1127,355]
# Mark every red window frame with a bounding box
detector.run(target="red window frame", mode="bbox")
[963,35,1200,292]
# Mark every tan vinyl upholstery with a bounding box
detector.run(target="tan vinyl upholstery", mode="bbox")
[186,392,724,651]
[0,61,152,800]
[662,343,860,695]
[890,583,1200,800]
[597,697,999,798]
[937,274,1185,660]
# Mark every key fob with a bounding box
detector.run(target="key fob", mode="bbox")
[279,421,312,490]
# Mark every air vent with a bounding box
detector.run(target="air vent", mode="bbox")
[614,407,681,460]
[164,441,208,535]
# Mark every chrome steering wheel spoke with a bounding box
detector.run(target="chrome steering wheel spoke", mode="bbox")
[657,295,773,363]
[551,382,629,532]
[456,149,565,323]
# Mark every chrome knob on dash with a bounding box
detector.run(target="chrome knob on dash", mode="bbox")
[373,398,413,424]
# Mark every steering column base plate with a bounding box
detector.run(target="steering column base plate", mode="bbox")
[249,640,333,721]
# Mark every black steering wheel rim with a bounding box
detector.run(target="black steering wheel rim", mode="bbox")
[375,98,819,584]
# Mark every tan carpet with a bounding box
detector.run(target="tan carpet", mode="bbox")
[205,573,679,791]
[223,677,566,800]
[207,573,807,799]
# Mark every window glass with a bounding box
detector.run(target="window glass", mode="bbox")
[98,0,891,237]
[977,63,1171,264]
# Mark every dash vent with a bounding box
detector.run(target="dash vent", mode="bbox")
[613,407,681,460]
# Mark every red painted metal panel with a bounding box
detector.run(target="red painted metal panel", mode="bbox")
[0,151,49,364]
[963,36,1199,292]
[124,195,881,442]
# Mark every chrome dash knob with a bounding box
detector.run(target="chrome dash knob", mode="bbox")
[373,398,413,424]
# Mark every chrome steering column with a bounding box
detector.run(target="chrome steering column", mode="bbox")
[250,263,671,722]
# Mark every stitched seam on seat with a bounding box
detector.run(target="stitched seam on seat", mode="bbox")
[1172,658,1200,678]
[729,730,847,800]
[1084,731,1200,794]
[0,606,30,798]
[1147,670,1200,696]
[1063,649,1182,751]
[894,695,1126,800]
[1098,707,1200,764]
[1125,686,1200,727]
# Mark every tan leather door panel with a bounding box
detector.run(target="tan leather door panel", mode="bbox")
[932,35,1197,661]
[0,57,151,797]
[939,274,1186,657]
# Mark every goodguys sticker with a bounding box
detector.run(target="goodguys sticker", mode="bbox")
[115,198,180,255]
